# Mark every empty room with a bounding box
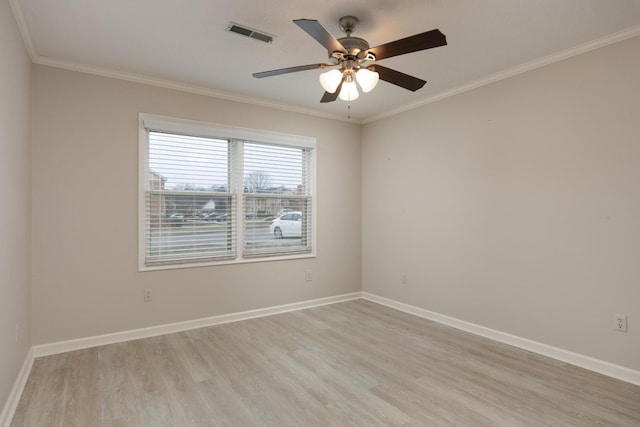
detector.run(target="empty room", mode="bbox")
[2,0,640,425]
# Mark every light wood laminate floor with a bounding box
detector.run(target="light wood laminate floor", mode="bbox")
[12,299,640,426]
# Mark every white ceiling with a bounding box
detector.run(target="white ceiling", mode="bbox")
[11,0,640,122]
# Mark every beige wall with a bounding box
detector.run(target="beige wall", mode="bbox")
[362,36,640,371]
[0,0,32,408]
[13,13,640,398]
[31,66,362,344]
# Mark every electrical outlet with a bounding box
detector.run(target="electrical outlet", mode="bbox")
[401,273,408,284]
[144,289,153,302]
[306,270,313,282]
[614,314,627,332]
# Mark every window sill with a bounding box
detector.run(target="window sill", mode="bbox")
[139,252,317,272]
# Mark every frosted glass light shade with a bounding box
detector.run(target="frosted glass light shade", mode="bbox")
[356,68,379,93]
[319,69,343,93]
[339,79,359,101]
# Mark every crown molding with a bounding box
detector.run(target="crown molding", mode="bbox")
[364,24,640,124]
[7,0,356,124]
[9,0,639,126]
[9,0,36,61]
[33,55,359,123]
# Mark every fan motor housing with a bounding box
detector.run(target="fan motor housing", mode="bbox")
[329,37,372,65]
[328,16,375,64]
[337,36,370,56]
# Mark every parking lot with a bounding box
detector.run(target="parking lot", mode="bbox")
[147,220,302,255]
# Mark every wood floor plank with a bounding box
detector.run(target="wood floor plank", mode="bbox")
[11,300,640,426]
[11,353,70,427]
[59,348,100,426]
[97,341,146,425]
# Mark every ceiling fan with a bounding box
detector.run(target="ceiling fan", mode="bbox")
[253,16,447,103]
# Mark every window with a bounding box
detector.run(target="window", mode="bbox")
[139,114,316,270]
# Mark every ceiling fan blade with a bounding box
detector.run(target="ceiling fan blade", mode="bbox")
[366,29,447,61]
[253,63,328,78]
[372,65,427,91]
[294,19,346,54]
[320,79,344,103]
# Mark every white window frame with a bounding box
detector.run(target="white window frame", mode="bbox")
[138,113,317,271]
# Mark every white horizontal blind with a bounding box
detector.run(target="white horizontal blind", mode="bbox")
[140,115,316,269]
[144,132,235,265]
[242,142,312,257]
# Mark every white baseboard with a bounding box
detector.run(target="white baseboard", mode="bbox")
[0,347,34,427]
[6,290,638,427]
[2,292,361,426]
[33,292,363,357]
[362,292,640,386]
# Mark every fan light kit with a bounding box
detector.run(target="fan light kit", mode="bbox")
[253,15,447,113]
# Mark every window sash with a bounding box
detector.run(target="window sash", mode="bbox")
[144,191,236,266]
[242,194,312,257]
[139,114,316,270]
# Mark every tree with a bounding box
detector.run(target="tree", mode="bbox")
[244,171,271,193]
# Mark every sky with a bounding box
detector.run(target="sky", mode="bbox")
[148,132,305,192]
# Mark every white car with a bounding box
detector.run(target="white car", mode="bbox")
[269,211,302,238]
[277,208,294,217]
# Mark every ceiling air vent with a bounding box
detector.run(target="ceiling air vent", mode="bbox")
[226,22,275,43]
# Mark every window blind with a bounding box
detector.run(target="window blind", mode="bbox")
[140,114,316,269]
[144,131,235,265]
[242,142,312,257]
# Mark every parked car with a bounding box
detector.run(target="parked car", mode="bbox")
[212,213,229,222]
[168,213,185,226]
[277,208,294,217]
[269,211,302,238]
[204,212,228,222]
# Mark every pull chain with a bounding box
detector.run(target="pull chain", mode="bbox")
[347,101,351,119]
